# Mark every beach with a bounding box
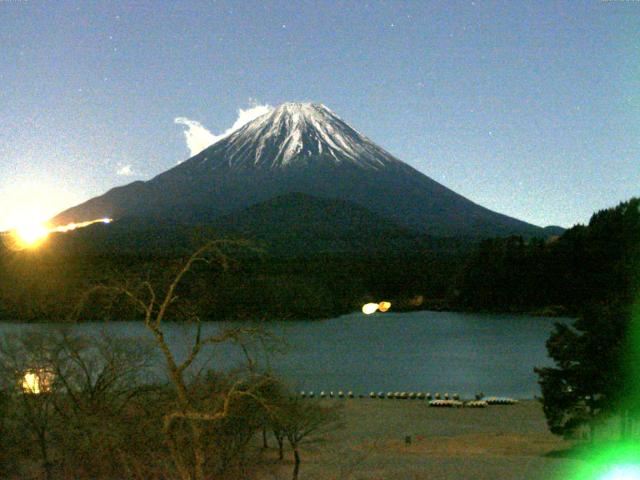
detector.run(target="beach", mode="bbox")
[263,399,583,479]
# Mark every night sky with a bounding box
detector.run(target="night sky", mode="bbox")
[1,0,638,231]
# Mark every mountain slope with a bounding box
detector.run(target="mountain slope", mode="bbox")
[212,192,431,255]
[52,102,544,237]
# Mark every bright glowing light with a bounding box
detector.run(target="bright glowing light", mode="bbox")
[2,217,113,251]
[566,442,640,480]
[0,179,83,233]
[362,303,379,315]
[600,465,640,480]
[21,370,53,394]
[12,220,50,248]
[378,301,391,312]
[50,217,113,233]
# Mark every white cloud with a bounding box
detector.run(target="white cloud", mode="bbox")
[175,102,272,157]
[173,117,218,157]
[226,103,272,136]
[116,164,134,176]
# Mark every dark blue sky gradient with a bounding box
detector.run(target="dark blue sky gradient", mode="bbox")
[1,0,638,229]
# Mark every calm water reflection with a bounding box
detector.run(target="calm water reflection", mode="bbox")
[0,310,569,398]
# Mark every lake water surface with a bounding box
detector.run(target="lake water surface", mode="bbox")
[0,311,569,399]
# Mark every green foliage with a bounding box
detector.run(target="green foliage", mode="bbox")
[535,303,630,438]
[534,198,640,440]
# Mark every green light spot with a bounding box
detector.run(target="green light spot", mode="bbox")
[565,442,640,480]
[600,465,640,480]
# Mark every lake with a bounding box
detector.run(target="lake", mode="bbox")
[0,310,569,399]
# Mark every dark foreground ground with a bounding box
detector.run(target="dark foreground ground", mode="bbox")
[262,399,583,480]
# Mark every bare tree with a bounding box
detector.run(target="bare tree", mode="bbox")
[271,396,340,480]
[0,330,59,480]
[49,331,158,478]
[0,328,158,479]
[78,240,278,480]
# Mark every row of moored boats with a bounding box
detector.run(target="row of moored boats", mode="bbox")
[298,390,518,407]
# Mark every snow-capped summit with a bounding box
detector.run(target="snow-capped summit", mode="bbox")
[188,102,400,171]
[52,101,545,238]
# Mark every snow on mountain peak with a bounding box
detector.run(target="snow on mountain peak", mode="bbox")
[192,102,402,171]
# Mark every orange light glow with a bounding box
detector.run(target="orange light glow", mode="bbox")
[21,369,53,394]
[12,220,50,249]
[3,217,113,251]
[378,301,391,312]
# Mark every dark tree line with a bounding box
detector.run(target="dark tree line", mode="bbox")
[533,198,640,440]
[0,235,466,322]
[1,197,638,322]
[454,198,640,315]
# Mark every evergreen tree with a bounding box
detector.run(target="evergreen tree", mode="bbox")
[535,198,640,440]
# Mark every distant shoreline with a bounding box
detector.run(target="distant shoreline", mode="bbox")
[0,303,576,324]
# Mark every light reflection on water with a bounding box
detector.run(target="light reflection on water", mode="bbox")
[0,310,570,398]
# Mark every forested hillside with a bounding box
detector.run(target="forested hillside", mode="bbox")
[0,198,637,322]
[454,197,640,314]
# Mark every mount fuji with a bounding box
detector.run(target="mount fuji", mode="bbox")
[52,102,544,238]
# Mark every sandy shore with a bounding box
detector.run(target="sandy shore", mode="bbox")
[262,399,584,480]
